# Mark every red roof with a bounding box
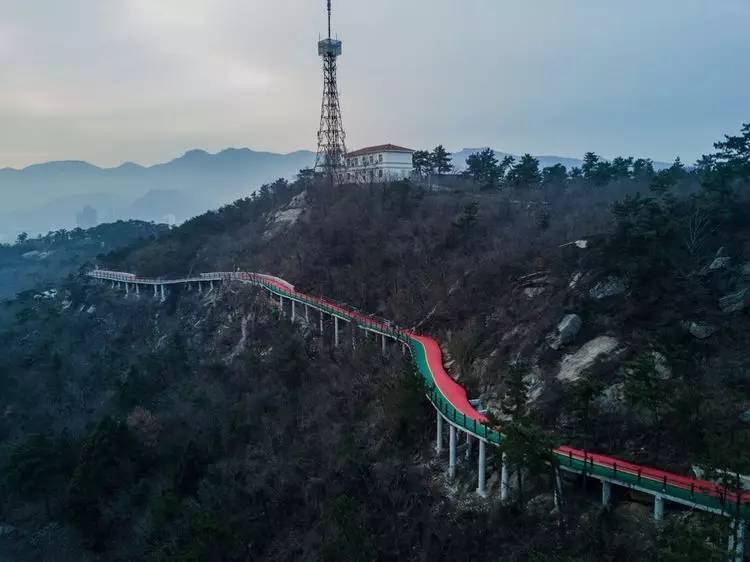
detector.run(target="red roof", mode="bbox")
[346,144,415,158]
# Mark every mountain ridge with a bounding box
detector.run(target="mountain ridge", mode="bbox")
[0,146,673,242]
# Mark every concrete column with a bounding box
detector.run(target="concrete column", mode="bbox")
[319,311,324,334]
[291,300,296,322]
[279,295,283,315]
[381,334,387,355]
[135,284,140,296]
[210,280,214,291]
[448,426,457,480]
[500,453,510,501]
[160,285,165,301]
[653,495,664,521]
[198,282,203,294]
[435,411,443,453]
[729,519,746,562]
[465,432,472,460]
[554,468,563,510]
[477,439,487,497]
[305,304,309,322]
[334,316,340,347]
[602,481,612,507]
[153,285,158,297]
[125,283,129,295]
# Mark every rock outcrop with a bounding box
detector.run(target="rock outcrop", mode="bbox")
[589,277,627,300]
[719,288,750,313]
[557,336,621,383]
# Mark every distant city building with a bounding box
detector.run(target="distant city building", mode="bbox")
[345,144,415,183]
[76,205,98,229]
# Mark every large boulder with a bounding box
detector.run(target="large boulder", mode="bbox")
[686,321,717,340]
[557,336,621,383]
[558,314,582,344]
[709,256,731,270]
[719,288,750,313]
[548,314,582,350]
[589,277,627,300]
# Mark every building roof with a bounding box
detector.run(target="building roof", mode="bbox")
[346,144,415,158]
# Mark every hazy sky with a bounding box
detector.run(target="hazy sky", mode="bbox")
[0,0,748,168]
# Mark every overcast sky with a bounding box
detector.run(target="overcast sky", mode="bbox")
[0,0,748,169]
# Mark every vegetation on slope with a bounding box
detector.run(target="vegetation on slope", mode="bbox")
[0,124,749,560]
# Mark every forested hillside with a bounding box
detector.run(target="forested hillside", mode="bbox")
[0,124,749,561]
[0,221,168,300]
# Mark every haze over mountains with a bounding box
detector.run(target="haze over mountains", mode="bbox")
[0,147,671,242]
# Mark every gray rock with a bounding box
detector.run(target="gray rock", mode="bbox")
[523,287,546,298]
[549,314,583,350]
[719,288,750,313]
[594,382,627,415]
[589,277,627,300]
[687,321,717,339]
[716,246,728,257]
[558,314,582,344]
[709,256,731,270]
[557,336,621,383]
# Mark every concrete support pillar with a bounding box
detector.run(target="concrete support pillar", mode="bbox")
[477,439,487,497]
[465,432,472,460]
[448,426,457,480]
[210,280,214,291]
[602,481,612,507]
[553,468,563,510]
[153,285,158,297]
[198,282,203,294]
[291,300,296,322]
[279,295,283,315]
[334,316,340,347]
[160,285,165,301]
[135,284,140,296]
[305,304,309,322]
[435,411,443,453]
[125,283,129,295]
[653,495,664,521]
[381,334,387,355]
[319,311,324,334]
[729,519,746,562]
[500,453,510,501]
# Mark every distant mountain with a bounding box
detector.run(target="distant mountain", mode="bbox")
[0,148,316,240]
[450,149,673,172]
[0,145,674,242]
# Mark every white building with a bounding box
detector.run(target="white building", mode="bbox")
[345,144,415,183]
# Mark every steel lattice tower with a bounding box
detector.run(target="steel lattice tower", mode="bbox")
[314,0,347,184]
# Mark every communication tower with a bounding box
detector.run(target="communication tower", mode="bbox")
[314,0,347,183]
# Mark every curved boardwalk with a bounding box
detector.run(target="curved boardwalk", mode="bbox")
[87,269,748,559]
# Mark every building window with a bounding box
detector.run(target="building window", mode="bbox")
[369,155,374,164]
[379,154,383,163]
[378,169,383,178]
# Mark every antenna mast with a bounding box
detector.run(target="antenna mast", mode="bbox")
[315,0,347,185]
